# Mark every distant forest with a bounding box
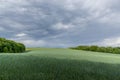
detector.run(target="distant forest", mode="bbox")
[70,45,120,54]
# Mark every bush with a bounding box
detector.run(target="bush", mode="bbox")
[0,38,26,53]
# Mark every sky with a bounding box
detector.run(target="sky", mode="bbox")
[0,0,120,47]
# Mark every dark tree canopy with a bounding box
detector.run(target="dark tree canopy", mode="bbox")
[0,38,26,53]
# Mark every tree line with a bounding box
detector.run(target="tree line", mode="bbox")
[0,38,26,53]
[70,45,120,54]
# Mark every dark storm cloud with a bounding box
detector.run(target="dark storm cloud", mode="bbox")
[0,0,120,47]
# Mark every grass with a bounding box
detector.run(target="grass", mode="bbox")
[0,48,120,80]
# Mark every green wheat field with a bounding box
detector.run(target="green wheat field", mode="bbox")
[1,48,120,80]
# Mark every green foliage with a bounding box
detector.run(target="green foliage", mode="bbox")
[3,47,9,53]
[89,45,98,51]
[71,45,120,54]
[0,38,26,53]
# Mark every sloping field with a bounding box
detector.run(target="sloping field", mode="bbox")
[27,48,120,64]
[0,48,120,80]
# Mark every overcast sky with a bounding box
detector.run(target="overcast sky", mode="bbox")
[0,0,120,47]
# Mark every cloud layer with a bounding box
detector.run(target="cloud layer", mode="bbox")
[0,0,120,47]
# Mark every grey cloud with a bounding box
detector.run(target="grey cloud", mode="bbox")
[0,0,120,47]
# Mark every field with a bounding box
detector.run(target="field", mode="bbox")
[1,48,120,80]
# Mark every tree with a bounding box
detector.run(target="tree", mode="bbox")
[89,45,98,51]
[3,47,9,53]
